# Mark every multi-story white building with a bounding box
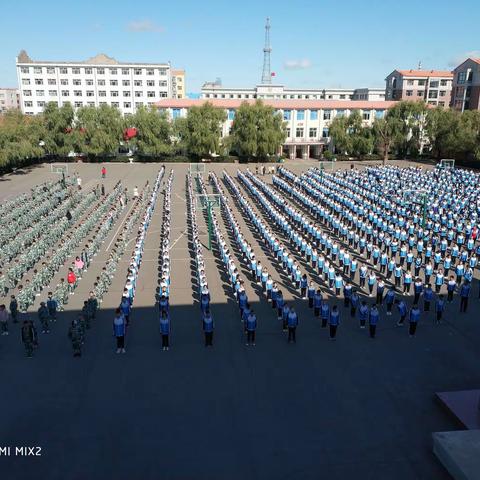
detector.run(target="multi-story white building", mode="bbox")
[171,69,185,99]
[0,87,20,112]
[201,82,385,102]
[156,98,397,159]
[16,50,182,115]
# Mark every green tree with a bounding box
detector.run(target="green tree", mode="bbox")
[75,104,123,158]
[230,100,286,160]
[329,111,373,158]
[41,102,75,157]
[126,106,172,156]
[184,102,226,158]
[373,114,403,164]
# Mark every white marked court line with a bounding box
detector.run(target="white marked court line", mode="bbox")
[106,200,138,251]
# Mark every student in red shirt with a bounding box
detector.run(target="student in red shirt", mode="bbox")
[67,268,77,294]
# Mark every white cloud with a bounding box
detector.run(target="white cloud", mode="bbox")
[283,59,312,70]
[448,50,480,67]
[127,20,164,33]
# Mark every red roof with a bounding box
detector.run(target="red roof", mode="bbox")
[155,98,398,110]
[396,69,453,78]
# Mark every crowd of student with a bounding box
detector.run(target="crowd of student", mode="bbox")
[114,168,166,354]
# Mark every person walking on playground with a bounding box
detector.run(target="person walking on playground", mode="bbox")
[101,166,106,179]
[113,308,126,354]
[159,310,170,351]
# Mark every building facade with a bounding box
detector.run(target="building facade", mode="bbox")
[16,50,183,116]
[0,88,20,112]
[156,98,397,159]
[201,82,385,102]
[172,70,185,99]
[451,58,480,111]
[385,69,453,107]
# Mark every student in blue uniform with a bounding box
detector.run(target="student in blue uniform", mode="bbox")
[287,306,298,343]
[313,290,322,317]
[203,308,214,346]
[409,305,420,337]
[459,281,471,313]
[329,305,340,340]
[246,309,257,346]
[159,310,170,351]
[320,301,330,328]
[423,284,433,312]
[358,301,368,329]
[396,299,407,326]
[369,305,379,339]
[435,295,445,324]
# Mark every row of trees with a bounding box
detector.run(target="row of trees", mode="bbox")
[1,99,480,171]
[0,101,287,171]
[329,101,480,163]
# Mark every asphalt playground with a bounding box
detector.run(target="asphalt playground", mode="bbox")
[1,160,479,480]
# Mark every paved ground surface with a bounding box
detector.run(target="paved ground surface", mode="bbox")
[1,160,479,480]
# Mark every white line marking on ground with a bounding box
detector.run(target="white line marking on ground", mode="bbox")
[106,200,138,251]
[175,193,186,202]
[169,229,187,250]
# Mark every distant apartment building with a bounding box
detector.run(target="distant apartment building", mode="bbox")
[16,50,184,115]
[385,69,453,107]
[171,70,185,99]
[201,82,385,102]
[0,88,20,112]
[157,98,397,159]
[451,58,480,111]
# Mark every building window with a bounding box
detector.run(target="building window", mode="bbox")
[20,67,29,74]
[99,102,107,106]
[159,69,167,75]
[336,110,345,117]
[59,67,67,74]
[417,91,423,97]
[86,79,94,86]
[146,68,154,75]
[23,90,32,96]
[33,67,42,74]
[283,109,291,120]
[418,79,426,86]
[362,111,370,120]
[34,79,43,85]
[286,128,291,137]
[438,102,445,107]
[98,79,106,86]
[322,127,329,138]
[73,90,82,96]
[86,91,94,97]
[375,110,384,119]
[123,91,131,97]
[122,68,129,75]
[22,79,31,85]
[147,91,155,98]
[44,67,55,74]
[296,128,304,138]
[97,68,105,75]
[159,92,167,98]
[406,90,413,96]
[37,101,45,107]
[310,110,318,120]
[122,80,130,86]
[458,72,466,84]
[323,110,331,120]
[407,79,414,85]
[110,80,118,86]
[430,81,439,88]
[36,90,44,96]
[296,110,305,121]
[427,101,437,105]
[135,102,143,108]
[428,90,438,99]
[172,108,181,119]
[73,79,82,86]
[110,68,117,75]
[135,91,142,97]
[74,101,83,108]
[309,128,317,138]
[48,90,57,96]
[147,80,155,87]
[70,67,79,74]
[98,91,106,97]
[440,79,448,86]
[24,101,33,107]
[159,81,167,87]
[228,109,235,120]
[85,68,92,74]
[134,80,142,86]
[340,94,346,99]
[439,90,446,97]
[124,102,131,108]
[111,91,118,97]
[134,68,142,75]
[87,102,95,107]
[111,102,119,108]
[61,91,69,97]
[60,79,68,85]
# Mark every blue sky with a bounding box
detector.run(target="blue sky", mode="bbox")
[0,0,478,93]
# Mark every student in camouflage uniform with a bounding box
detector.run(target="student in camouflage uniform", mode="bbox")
[21,320,37,357]
[38,302,50,334]
[68,319,82,357]
[9,295,18,323]
[87,291,98,324]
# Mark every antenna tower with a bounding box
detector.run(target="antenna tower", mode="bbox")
[261,17,272,84]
